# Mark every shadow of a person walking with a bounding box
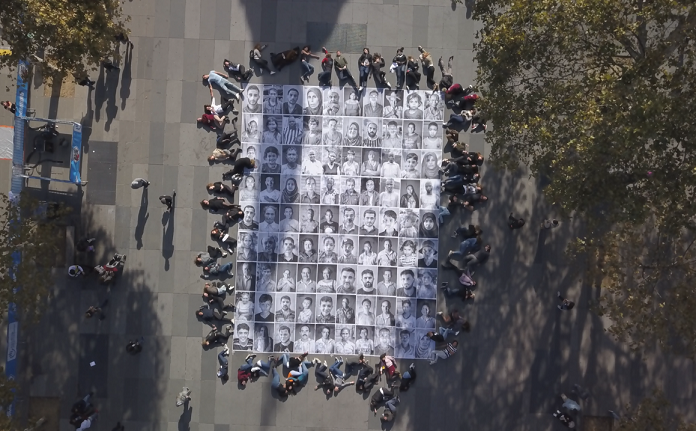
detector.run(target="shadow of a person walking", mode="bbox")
[120,42,133,110]
[162,208,174,271]
[178,401,192,431]
[134,188,149,250]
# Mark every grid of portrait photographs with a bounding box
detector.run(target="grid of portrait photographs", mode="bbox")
[233,85,444,360]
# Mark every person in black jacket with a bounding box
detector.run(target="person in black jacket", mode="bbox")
[462,245,491,271]
[393,47,407,90]
[207,182,237,199]
[221,157,256,179]
[200,197,237,211]
[452,224,482,239]
[371,53,390,88]
[508,213,525,230]
[357,48,372,91]
[405,56,421,90]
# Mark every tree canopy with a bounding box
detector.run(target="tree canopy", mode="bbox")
[615,389,696,431]
[0,192,71,325]
[474,0,696,358]
[0,0,130,77]
[474,0,696,230]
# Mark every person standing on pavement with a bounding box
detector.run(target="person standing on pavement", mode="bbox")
[159,191,175,211]
[175,387,191,406]
[131,178,150,189]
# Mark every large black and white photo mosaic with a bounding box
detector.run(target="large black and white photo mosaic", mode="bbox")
[234,85,444,360]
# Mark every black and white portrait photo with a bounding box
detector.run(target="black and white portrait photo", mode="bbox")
[252,323,273,352]
[344,87,362,116]
[336,295,355,324]
[296,294,315,323]
[363,89,384,117]
[343,120,363,147]
[276,263,297,292]
[323,87,343,115]
[394,328,416,358]
[414,329,435,359]
[415,300,437,328]
[422,151,441,179]
[279,204,300,233]
[381,119,402,149]
[322,117,343,147]
[274,323,295,352]
[241,114,262,143]
[280,146,302,175]
[398,209,420,238]
[236,262,256,292]
[417,270,437,299]
[400,180,420,208]
[262,116,282,145]
[374,326,395,356]
[294,323,316,353]
[363,119,381,147]
[259,175,280,203]
[282,116,303,145]
[238,173,259,202]
[237,232,258,262]
[402,121,422,150]
[282,86,303,115]
[422,121,442,149]
[342,148,362,177]
[403,90,424,119]
[383,90,403,119]
[280,176,300,204]
[300,116,322,146]
[303,87,323,115]
[243,84,263,114]
[418,239,438,269]
[234,290,255,321]
[357,266,378,294]
[420,180,440,210]
[362,149,382,177]
[233,322,254,351]
[315,325,336,354]
[297,265,317,292]
[334,325,356,354]
[423,91,444,121]
[256,262,277,292]
[238,204,259,231]
[263,84,283,115]
[277,235,299,263]
[235,85,444,355]
[320,176,340,205]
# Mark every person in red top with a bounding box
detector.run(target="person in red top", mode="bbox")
[197,105,228,129]
[378,354,402,380]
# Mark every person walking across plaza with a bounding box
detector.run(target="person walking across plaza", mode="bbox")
[131,178,150,189]
[557,292,575,311]
[159,191,176,211]
[175,387,191,406]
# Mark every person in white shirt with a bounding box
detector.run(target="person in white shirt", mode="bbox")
[420,181,438,209]
[380,152,401,178]
[258,206,279,232]
[279,206,299,232]
[301,150,323,175]
[379,179,399,207]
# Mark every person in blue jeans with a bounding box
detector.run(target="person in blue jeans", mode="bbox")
[202,71,242,101]
[447,237,481,261]
[300,46,321,83]
[217,345,230,380]
[399,363,416,390]
[358,48,372,91]
[280,353,312,392]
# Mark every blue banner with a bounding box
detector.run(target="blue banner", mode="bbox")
[70,123,82,184]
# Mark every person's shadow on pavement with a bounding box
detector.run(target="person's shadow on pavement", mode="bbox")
[178,400,192,431]
[134,188,149,249]
[162,199,175,271]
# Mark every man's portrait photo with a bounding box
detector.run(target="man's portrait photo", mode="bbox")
[233,322,254,351]
[336,295,355,324]
[273,324,295,353]
[255,293,275,322]
[282,86,303,115]
[243,84,262,113]
[282,116,303,145]
[323,87,343,115]
[394,329,415,358]
[374,327,395,356]
[334,325,356,355]
[375,297,396,327]
[294,323,316,353]
[275,294,296,322]
[315,294,337,324]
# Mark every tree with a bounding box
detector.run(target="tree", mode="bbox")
[0,0,130,77]
[568,220,696,358]
[0,192,71,325]
[614,389,696,431]
[473,0,696,230]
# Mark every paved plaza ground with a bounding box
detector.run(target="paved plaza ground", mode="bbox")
[0,0,695,430]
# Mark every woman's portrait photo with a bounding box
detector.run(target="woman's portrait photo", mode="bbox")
[342,120,363,147]
[263,85,283,115]
[262,115,282,145]
[343,87,362,116]
[303,87,323,115]
[422,152,441,179]
[403,91,423,119]
[239,174,259,202]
